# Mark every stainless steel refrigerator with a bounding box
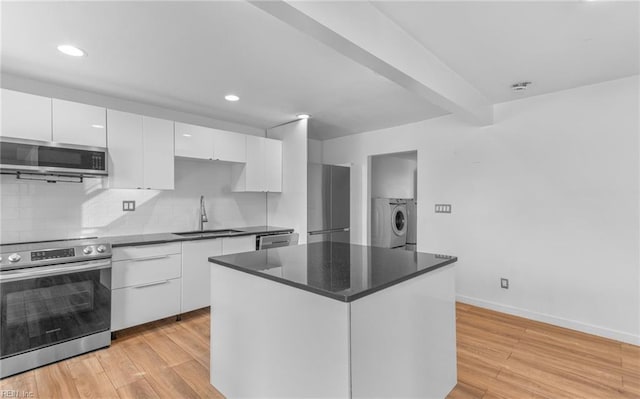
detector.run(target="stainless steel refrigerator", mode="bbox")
[307,164,350,243]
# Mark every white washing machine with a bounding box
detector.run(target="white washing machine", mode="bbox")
[371,198,408,248]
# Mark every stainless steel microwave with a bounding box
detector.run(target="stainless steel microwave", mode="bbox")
[0,137,108,177]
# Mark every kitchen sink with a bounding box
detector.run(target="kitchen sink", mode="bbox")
[174,229,244,238]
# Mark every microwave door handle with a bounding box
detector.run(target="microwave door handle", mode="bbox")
[0,259,112,283]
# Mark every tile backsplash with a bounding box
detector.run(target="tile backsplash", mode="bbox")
[0,158,266,243]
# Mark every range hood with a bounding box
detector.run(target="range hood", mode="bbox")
[0,137,108,182]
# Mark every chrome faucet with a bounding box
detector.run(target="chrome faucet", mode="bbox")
[199,195,208,231]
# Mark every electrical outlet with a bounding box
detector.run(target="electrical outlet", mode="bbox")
[500,278,509,289]
[435,204,452,213]
[122,200,136,211]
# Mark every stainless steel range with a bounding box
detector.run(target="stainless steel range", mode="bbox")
[0,238,112,378]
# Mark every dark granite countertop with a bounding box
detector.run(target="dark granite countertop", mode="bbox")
[102,226,294,248]
[209,242,457,302]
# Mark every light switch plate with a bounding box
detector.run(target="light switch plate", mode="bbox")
[122,200,136,211]
[435,204,452,213]
[500,278,509,289]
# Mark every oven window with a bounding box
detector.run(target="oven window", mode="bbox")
[0,268,111,359]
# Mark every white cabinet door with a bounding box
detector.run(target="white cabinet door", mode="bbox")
[111,278,181,331]
[265,138,282,192]
[175,122,214,159]
[107,110,144,189]
[222,235,256,255]
[182,239,222,312]
[213,129,246,163]
[52,99,106,147]
[1,89,51,141]
[245,135,266,191]
[143,116,174,190]
[232,136,282,192]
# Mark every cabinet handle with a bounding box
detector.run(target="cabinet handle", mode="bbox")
[134,280,170,289]
[132,255,170,262]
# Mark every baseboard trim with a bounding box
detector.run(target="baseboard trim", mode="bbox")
[456,295,640,346]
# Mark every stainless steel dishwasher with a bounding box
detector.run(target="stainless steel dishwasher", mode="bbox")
[256,233,299,250]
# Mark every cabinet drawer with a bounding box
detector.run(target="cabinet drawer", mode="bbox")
[112,242,181,262]
[112,253,181,289]
[111,278,181,331]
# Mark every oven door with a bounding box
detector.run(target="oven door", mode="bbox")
[0,259,111,360]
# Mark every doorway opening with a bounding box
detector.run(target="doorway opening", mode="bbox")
[368,151,417,251]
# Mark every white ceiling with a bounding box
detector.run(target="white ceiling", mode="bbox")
[374,1,639,103]
[2,1,638,140]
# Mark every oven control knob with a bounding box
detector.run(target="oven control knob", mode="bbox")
[96,245,107,253]
[8,253,21,263]
[83,246,94,255]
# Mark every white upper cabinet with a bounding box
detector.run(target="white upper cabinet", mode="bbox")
[265,137,283,192]
[52,99,106,147]
[232,136,282,192]
[175,122,214,159]
[1,89,52,141]
[174,122,246,162]
[107,110,144,189]
[107,110,174,190]
[242,135,266,191]
[213,129,246,163]
[143,116,175,190]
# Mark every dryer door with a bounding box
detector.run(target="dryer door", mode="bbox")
[391,206,407,236]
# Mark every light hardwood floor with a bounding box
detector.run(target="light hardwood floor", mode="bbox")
[1,304,638,398]
[448,303,639,399]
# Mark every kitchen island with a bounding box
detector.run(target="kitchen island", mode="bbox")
[208,242,458,398]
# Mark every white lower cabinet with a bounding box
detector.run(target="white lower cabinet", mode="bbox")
[111,279,181,331]
[222,235,256,255]
[110,237,258,331]
[181,239,222,313]
[111,243,182,331]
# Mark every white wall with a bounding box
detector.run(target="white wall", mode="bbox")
[0,158,266,243]
[371,154,416,199]
[322,75,640,344]
[267,120,308,243]
[308,138,323,164]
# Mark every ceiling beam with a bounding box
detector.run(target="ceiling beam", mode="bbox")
[250,1,493,126]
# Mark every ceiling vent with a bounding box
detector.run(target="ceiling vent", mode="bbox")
[511,81,532,92]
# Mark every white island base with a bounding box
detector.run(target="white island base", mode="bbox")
[210,264,457,398]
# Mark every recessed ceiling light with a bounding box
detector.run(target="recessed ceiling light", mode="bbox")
[297,114,311,120]
[182,134,192,137]
[57,44,86,57]
[225,94,240,102]
[511,81,532,92]
[91,124,104,129]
